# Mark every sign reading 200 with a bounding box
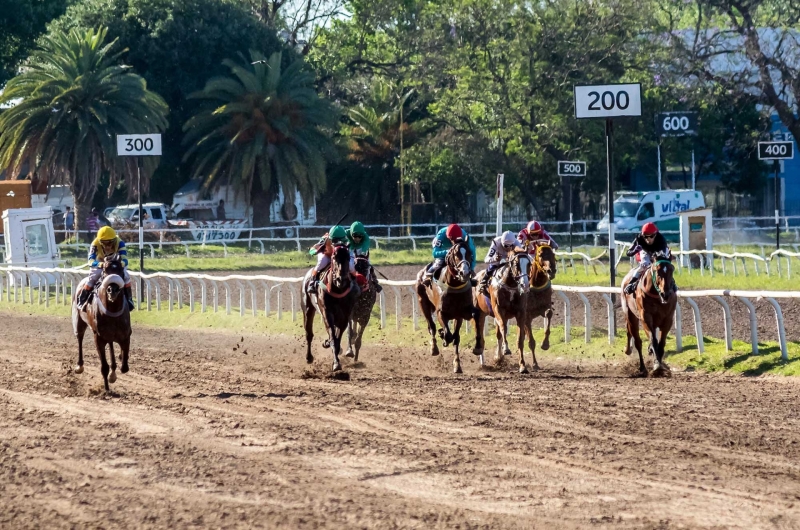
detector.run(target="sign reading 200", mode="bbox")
[574,84,642,119]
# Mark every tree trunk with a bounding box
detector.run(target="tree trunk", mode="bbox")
[73,193,94,245]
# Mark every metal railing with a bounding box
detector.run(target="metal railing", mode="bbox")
[1,265,795,361]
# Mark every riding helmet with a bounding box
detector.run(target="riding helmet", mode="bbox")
[501,230,518,248]
[97,226,117,241]
[526,220,542,234]
[329,225,347,241]
[642,222,659,235]
[445,224,463,240]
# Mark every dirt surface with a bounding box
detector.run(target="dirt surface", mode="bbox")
[2,311,800,529]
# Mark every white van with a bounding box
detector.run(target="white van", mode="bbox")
[597,189,705,236]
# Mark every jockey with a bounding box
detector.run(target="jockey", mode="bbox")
[345,221,381,292]
[78,226,134,311]
[478,230,523,295]
[624,222,675,294]
[423,223,477,287]
[518,220,559,252]
[307,225,355,293]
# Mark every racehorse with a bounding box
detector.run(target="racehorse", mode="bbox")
[473,250,532,373]
[72,255,132,393]
[302,245,361,372]
[345,255,378,362]
[415,240,475,373]
[523,243,557,370]
[621,250,677,377]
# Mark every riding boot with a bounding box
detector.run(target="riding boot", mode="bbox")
[307,271,319,294]
[372,277,382,293]
[624,272,641,295]
[124,286,135,311]
[77,288,92,309]
[478,271,491,295]
[672,280,679,293]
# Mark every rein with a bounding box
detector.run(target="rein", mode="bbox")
[530,247,553,291]
[324,258,353,299]
[639,259,672,299]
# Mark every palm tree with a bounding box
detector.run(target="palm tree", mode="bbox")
[0,27,169,232]
[183,51,337,224]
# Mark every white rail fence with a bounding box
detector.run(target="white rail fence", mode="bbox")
[1,266,795,362]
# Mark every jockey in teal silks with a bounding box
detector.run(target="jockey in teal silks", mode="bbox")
[422,223,477,286]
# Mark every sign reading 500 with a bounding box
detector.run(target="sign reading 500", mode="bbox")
[574,83,642,119]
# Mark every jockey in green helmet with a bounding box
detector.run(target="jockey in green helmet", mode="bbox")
[346,221,381,292]
[307,225,354,293]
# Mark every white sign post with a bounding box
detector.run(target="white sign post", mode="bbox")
[496,173,504,236]
[117,134,162,298]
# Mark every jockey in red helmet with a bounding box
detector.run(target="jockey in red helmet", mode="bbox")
[624,222,676,294]
[423,223,477,286]
[518,220,559,252]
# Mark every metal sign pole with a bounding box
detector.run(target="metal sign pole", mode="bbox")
[496,173,504,236]
[137,157,145,301]
[568,174,573,252]
[606,118,615,288]
[775,160,780,250]
[657,141,662,191]
[691,149,696,190]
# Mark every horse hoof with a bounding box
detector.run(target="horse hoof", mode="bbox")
[121,364,129,374]
[651,365,672,378]
[332,362,342,372]
[541,341,550,351]
[472,347,484,357]
[74,365,83,374]
[108,371,117,384]
[345,350,354,358]
[532,363,541,371]
[503,349,512,357]
[322,339,331,349]
[306,354,314,364]
[454,364,463,374]
[519,366,529,374]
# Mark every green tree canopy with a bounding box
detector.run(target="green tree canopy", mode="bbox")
[48,0,286,202]
[183,51,337,225]
[0,27,168,229]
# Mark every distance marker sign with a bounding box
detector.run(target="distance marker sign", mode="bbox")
[574,83,642,119]
[758,141,794,160]
[558,161,586,177]
[656,111,698,137]
[116,134,162,156]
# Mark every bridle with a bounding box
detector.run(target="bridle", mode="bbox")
[326,245,353,298]
[641,258,674,303]
[498,252,531,294]
[529,244,554,291]
[445,241,471,284]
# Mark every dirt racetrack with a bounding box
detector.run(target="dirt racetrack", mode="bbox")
[2,311,800,529]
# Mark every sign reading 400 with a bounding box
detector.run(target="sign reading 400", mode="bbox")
[574,83,642,119]
[116,134,162,156]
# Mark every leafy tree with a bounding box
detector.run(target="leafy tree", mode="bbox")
[0,0,71,85]
[0,27,168,229]
[48,0,285,202]
[183,51,337,225]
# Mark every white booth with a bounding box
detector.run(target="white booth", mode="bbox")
[2,207,59,269]
[677,207,713,268]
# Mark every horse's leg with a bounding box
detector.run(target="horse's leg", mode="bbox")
[643,318,662,376]
[437,311,453,346]
[452,318,463,374]
[526,315,539,370]
[517,317,528,374]
[331,322,343,372]
[119,336,130,374]
[473,310,486,358]
[656,318,672,375]
[496,317,511,358]
[74,317,87,374]
[627,311,646,376]
[108,342,117,384]
[345,320,355,358]
[94,333,110,392]
[541,305,553,351]
[303,295,316,364]
[354,320,366,362]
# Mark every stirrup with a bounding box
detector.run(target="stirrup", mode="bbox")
[625,282,637,294]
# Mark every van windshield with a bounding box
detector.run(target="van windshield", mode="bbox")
[110,207,136,219]
[613,201,639,218]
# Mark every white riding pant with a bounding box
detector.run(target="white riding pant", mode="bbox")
[86,268,131,288]
[635,251,652,273]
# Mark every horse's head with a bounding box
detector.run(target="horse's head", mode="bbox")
[353,255,370,276]
[331,245,352,289]
[446,239,471,283]
[510,251,531,294]
[534,243,557,280]
[101,255,125,302]
[651,250,675,304]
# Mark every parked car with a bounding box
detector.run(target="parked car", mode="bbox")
[107,203,170,230]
